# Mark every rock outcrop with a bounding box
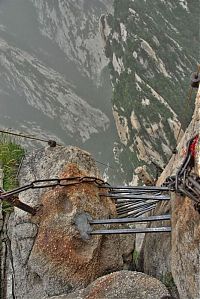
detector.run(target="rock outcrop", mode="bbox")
[142,87,200,299]
[42,271,170,299]
[100,0,198,182]
[170,88,200,299]
[3,146,134,299]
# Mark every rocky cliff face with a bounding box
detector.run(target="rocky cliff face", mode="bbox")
[100,0,199,182]
[142,86,200,299]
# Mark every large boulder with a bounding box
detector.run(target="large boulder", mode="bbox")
[4,146,134,299]
[43,270,170,299]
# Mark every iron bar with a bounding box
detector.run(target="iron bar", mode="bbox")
[115,199,159,204]
[104,189,162,195]
[118,205,157,218]
[116,201,155,208]
[89,214,171,225]
[185,181,200,197]
[179,187,199,203]
[100,194,170,200]
[116,202,145,212]
[116,202,156,213]
[187,176,200,192]
[99,185,170,191]
[102,191,163,197]
[3,196,37,215]
[116,201,140,207]
[89,227,171,235]
[0,184,33,198]
[115,198,157,203]
[0,128,60,146]
[115,198,164,204]
[116,198,156,204]
[117,207,155,217]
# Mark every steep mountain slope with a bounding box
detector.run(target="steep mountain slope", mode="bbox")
[101,0,199,182]
[0,36,109,142]
[0,0,117,174]
[31,0,113,83]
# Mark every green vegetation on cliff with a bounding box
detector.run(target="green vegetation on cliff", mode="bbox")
[103,0,198,181]
[0,135,25,212]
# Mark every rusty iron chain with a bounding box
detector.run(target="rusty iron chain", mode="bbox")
[0,176,110,215]
[0,176,109,199]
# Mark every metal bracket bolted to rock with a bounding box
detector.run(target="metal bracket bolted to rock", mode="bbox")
[74,213,93,240]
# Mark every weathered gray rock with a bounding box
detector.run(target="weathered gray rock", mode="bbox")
[142,87,200,299]
[43,270,170,299]
[171,193,200,299]
[141,201,171,278]
[4,146,134,299]
[170,88,200,299]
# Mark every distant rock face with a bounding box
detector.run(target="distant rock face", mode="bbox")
[31,0,113,82]
[0,37,109,143]
[43,270,170,299]
[0,0,114,155]
[142,87,200,299]
[4,146,134,299]
[100,0,198,181]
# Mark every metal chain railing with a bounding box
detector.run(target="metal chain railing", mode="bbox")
[0,134,199,216]
[0,176,110,215]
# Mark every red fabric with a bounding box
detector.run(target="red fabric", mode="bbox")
[189,135,199,157]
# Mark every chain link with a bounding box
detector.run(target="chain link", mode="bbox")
[163,135,200,205]
[0,176,109,200]
[0,176,110,215]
